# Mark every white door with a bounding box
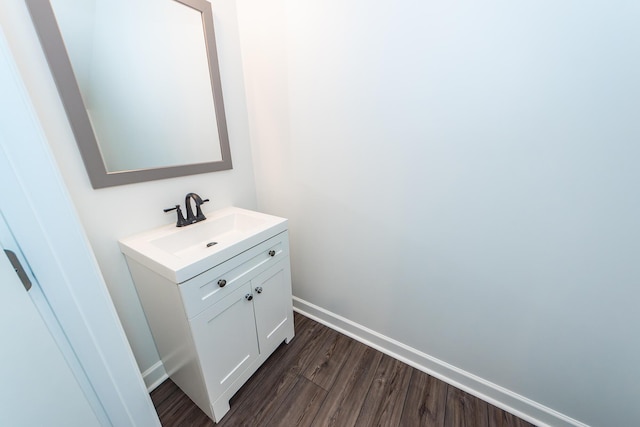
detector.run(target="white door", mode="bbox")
[0,21,158,427]
[190,282,259,399]
[0,238,101,426]
[253,260,295,356]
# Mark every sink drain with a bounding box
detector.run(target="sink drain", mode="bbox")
[206,242,218,248]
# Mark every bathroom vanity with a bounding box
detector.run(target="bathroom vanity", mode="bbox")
[119,207,295,422]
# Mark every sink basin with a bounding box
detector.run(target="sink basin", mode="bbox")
[119,207,287,283]
[150,211,268,256]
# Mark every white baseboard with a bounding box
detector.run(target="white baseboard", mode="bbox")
[141,360,168,393]
[292,296,588,427]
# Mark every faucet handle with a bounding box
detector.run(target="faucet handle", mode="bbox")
[163,205,179,213]
[163,205,189,227]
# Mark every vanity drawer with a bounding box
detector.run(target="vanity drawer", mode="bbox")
[179,231,289,319]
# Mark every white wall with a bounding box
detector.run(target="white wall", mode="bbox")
[237,1,640,426]
[1,0,257,385]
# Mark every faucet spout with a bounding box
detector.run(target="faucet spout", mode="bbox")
[184,193,209,224]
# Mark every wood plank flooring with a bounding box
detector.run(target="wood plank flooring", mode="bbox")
[151,313,536,427]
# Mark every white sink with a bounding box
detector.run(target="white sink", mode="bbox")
[119,207,287,283]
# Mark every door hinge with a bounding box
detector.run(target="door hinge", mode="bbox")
[4,249,32,292]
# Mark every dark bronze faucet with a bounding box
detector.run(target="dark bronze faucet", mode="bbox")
[164,193,209,227]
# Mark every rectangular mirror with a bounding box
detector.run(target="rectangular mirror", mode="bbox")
[26,0,232,189]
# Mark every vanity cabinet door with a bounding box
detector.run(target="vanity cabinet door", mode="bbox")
[252,260,294,356]
[190,283,259,399]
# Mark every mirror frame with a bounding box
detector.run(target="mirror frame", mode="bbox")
[25,0,233,189]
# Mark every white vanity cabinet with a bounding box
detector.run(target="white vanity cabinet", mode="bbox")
[123,227,295,423]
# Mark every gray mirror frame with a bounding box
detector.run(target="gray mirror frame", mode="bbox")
[25,0,233,189]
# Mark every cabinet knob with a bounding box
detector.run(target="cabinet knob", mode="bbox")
[218,279,227,288]
[255,286,263,294]
[245,293,253,301]
[268,250,276,257]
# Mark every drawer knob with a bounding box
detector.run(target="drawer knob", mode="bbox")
[268,250,276,257]
[245,293,253,301]
[255,286,263,294]
[218,279,227,288]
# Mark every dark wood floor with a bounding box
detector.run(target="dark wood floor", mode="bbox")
[151,313,536,427]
